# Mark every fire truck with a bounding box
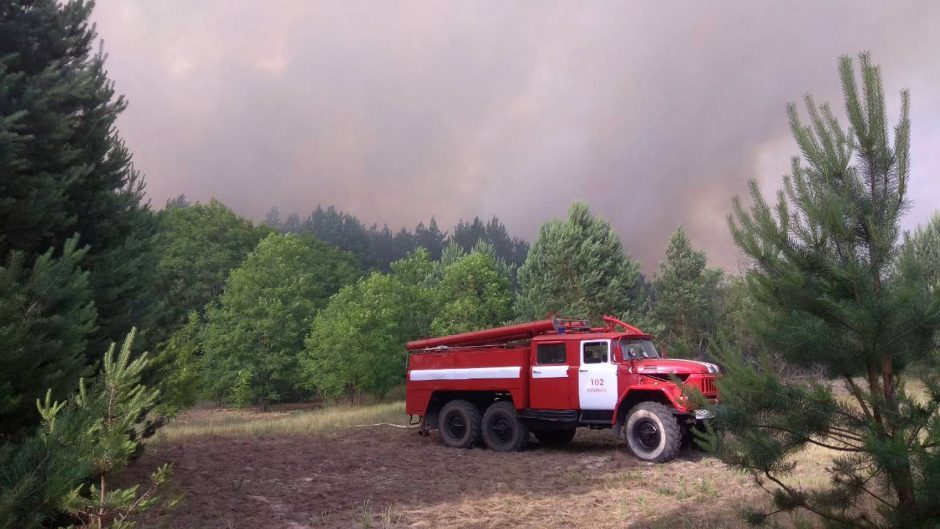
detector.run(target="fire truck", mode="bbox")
[405,316,719,462]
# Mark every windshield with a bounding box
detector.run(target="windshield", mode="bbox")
[619,339,660,360]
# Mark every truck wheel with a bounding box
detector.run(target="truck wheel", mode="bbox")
[623,402,682,463]
[533,428,576,447]
[482,401,529,451]
[438,400,482,449]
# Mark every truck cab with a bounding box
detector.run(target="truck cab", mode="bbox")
[405,317,719,462]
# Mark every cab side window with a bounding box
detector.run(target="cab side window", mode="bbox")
[582,342,609,364]
[536,343,566,365]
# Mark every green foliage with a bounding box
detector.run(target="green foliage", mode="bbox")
[414,218,448,261]
[300,205,376,268]
[907,213,940,358]
[0,330,176,528]
[0,427,90,529]
[907,212,940,288]
[709,53,940,528]
[451,216,529,269]
[201,234,358,409]
[272,206,528,273]
[302,244,518,400]
[153,199,270,326]
[517,202,640,321]
[149,312,203,416]
[650,228,723,358]
[0,236,95,436]
[715,276,761,357]
[430,247,513,335]
[0,0,159,357]
[302,251,435,400]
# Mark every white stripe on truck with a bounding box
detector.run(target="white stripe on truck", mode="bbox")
[531,365,569,378]
[409,366,521,381]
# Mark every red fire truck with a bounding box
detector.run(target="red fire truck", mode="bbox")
[405,316,719,462]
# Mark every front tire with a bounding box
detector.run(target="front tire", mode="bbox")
[482,401,529,451]
[438,399,482,449]
[623,402,682,462]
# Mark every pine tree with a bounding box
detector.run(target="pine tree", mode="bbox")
[302,205,375,267]
[0,0,159,356]
[414,217,446,260]
[705,54,940,528]
[907,212,940,287]
[452,217,488,252]
[0,236,95,435]
[451,216,528,269]
[650,228,723,358]
[517,202,641,321]
[1,330,176,528]
[262,206,282,231]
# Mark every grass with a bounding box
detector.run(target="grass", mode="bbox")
[152,400,407,443]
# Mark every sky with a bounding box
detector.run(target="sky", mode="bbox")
[91,1,940,272]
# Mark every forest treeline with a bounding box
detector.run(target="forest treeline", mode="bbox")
[3,1,940,527]
[153,198,736,410]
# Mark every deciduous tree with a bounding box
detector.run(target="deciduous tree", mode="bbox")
[431,248,513,335]
[152,199,269,327]
[201,234,358,409]
[302,251,435,400]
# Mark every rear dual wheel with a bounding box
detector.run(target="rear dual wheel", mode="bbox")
[438,400,531,452]
[482,401,529,451]
[439,399,482,449]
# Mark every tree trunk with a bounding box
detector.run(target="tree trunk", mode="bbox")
[880,357,917,522]
[98,473,106,529]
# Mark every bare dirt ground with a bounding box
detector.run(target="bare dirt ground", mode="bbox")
[123,412,774,529]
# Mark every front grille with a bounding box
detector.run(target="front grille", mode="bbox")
[701,377,717,396]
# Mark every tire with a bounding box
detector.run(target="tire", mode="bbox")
[481,401,529,451]
[438,400,482,449]
[533,428,577,447]
[623,402,683,463]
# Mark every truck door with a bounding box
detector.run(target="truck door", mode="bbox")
[529,342,572,409]
[578,340,617,410]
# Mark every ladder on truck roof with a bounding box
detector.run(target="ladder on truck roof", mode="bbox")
[405,316,650,352]
[405,315,648,352]
[405,317,593,351]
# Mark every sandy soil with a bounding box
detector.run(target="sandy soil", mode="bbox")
[123,421,767,529]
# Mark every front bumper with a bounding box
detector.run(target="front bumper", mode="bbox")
[694,408,714,420]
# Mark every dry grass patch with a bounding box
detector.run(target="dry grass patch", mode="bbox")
[152,400,407,443]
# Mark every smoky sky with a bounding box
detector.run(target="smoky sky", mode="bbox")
[92,1,940,272]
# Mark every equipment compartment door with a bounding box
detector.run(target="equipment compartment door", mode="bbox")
[578,340,617,410]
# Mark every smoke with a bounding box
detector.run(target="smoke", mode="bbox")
[93,1,940,271]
